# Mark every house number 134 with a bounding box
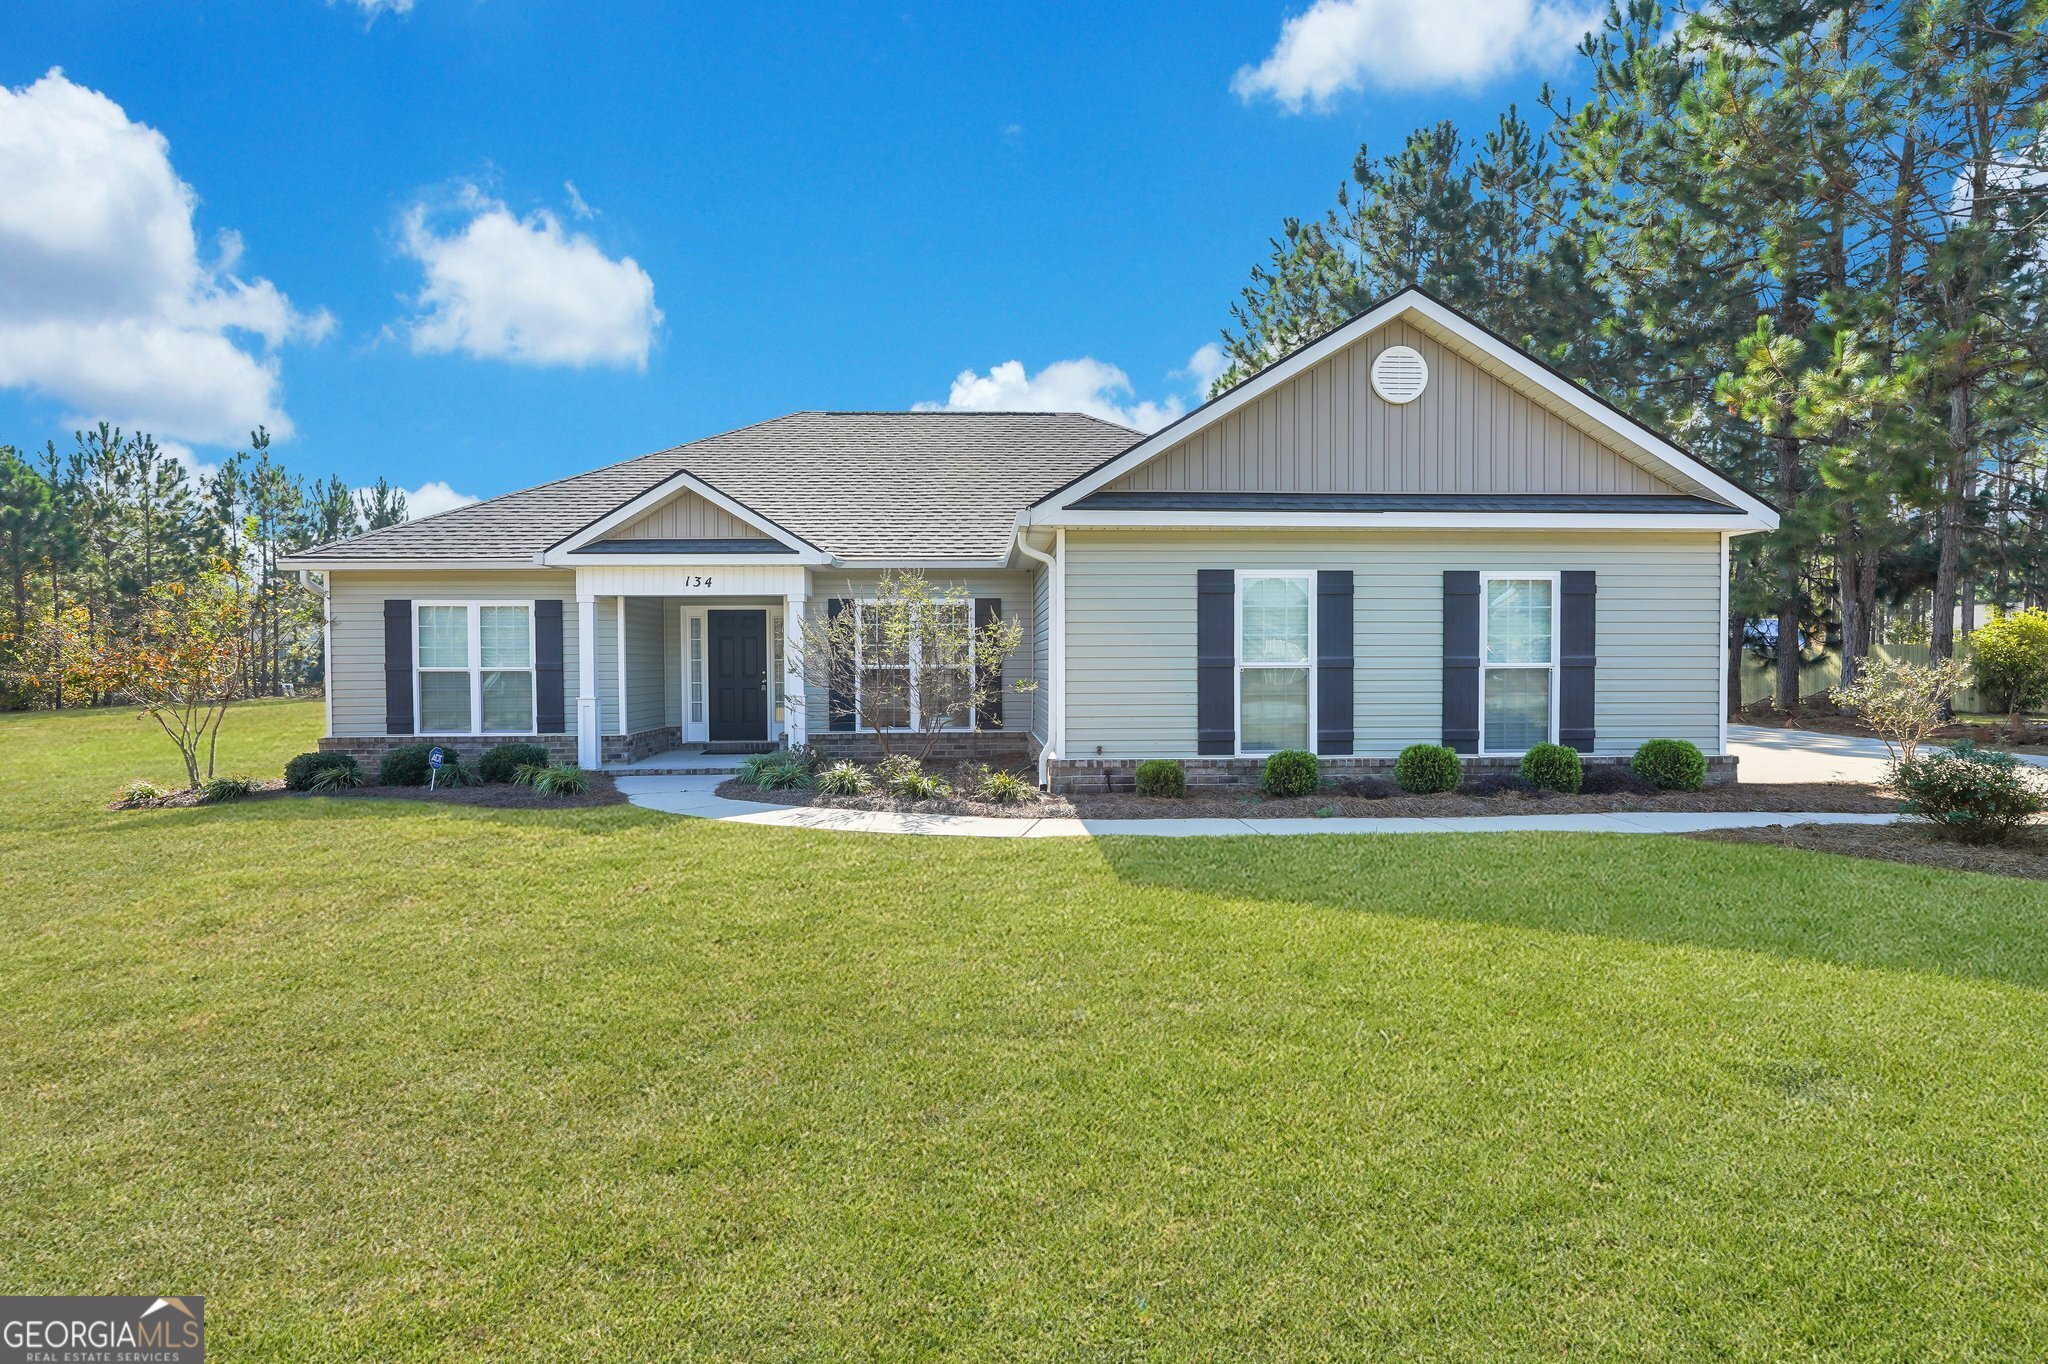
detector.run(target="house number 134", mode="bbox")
[683,575,712,588]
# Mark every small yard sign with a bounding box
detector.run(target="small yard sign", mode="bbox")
[429,746,444,789]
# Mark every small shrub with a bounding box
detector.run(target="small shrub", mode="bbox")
[308,763,365,792]
[1519,742,1584,794]
[379,743,440,787]
[736,752,781,784]
[1831,657,1970,763]
[1134,759,1187,798]
[874,753,923,785]
[116,778,171,807]
[521,762,592,798]
[284,750,359,791]
[1395,743,1460,794]
[816,762,873,796]
[1261,749,1320,799]
[1632,738,1707,791]
[890,768,952,801]
[1890,741,2045,844]
[479,742,551,784]
[196,775,253,805]
[1969,608,2048,721]
[754,757,815,791]
[975,768,1033,805]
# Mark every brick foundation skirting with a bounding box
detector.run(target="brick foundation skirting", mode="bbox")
[807,730,1034,768]
[602,726,682,765]
[317,734,579,767]
[1046,752,1738,795]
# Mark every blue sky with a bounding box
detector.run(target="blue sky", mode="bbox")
[0,0,1601,515]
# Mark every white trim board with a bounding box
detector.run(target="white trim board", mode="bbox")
[1023,288,1780,534]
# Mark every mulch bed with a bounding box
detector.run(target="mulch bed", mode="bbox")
[719,770,1896,822]
[115,774,626,811]
[1692,821,2048,882]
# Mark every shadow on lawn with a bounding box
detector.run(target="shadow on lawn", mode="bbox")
[1090,831,2048,991]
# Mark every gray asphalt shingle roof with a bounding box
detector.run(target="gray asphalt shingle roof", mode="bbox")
[288,411,1144,566]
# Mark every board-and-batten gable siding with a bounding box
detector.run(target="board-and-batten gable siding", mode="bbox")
[1104,320,1705,498]
[598,488,772,543]
[1062,530,1722,759]
[327,569,579,738]
[799,569,1038,732]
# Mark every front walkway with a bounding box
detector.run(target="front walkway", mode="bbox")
[613,774,1899,840]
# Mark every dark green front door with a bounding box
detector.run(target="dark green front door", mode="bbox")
[708,610,767,742]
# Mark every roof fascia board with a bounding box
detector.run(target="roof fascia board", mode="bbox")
[543,467,826,562]
[277,556,551,573]
[1031,287,1779,530]
[1033,509,1773,534]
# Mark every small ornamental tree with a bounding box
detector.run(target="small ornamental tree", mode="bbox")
[790,570,1034,761]
[1968,609,2048,727]
[74,567,254,789]
[1830,656,1969,765]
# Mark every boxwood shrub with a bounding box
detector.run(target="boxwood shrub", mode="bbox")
[378,742,466,787]
[1519,742,1584,794]
[1632,738,1708,791]
[1394,743,1460,794]
[479,742,551,784]
[1261,749,1319,799]
[284,750,359,791]
[1134,759,1187,798]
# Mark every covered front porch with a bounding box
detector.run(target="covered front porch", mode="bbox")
[571,563,808,770]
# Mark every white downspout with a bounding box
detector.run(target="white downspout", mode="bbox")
[1016,527,1063,787]
[298,569,332,740]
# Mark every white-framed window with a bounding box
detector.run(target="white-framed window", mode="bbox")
[687,614,704,726]
[850,598,979,731]
[771,612,786,724]
[414,601,535,736]
[1479,572,1558,755]
[1235,571,1315,755]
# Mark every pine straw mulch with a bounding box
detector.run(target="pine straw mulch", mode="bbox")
[114,774,626,811]
[720,769,1897,822]
[1691,821,2048,883]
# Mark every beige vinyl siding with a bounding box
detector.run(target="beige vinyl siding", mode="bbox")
[1106,320,1702,499]
[802,570,1037,733]
[326,569,579,738]
[624,598,666,732]
[664,602,684,727]
[1063,529,1723,759]
[1031,564,1051,742]
[602,489,769,542]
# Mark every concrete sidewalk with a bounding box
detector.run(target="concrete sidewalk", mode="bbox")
[613,774,1898,840]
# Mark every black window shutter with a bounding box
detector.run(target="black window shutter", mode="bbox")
[383,599,414,735]
[1197,569,1235,755]
[1316,570,1354,755]
[1559,571,1597,752]
[1441,572,1479,753]
[826,598,854,731]
[973,597,1003,730]
[534,599,566,734]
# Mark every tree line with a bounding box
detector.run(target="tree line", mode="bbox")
[1214,0,2048,712]
[0,424,411,709]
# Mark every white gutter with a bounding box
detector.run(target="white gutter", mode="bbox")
[1015,528,1063,787]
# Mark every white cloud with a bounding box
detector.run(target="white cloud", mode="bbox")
[398,186,662,368]
[385,479,478,520]
[563,180,595,220]
[1233,0,1602,108]
[0,69,331,445]
[916,345,1229,432]
[336,0,415,17]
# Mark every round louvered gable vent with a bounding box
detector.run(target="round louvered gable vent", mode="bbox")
[1371,345,1429,404]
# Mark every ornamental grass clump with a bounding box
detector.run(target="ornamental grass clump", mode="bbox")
[889,767,952,802]
[974,768,1033,805]
[815,762,873,796]
[284,750,360,791]
[479,743,551,784]
[115,778,172,808]
[1519,742,1583,794]
[514,763,592,798]
[196,775,254,805]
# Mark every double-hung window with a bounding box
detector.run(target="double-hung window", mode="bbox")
[415,603,535,736]
[853,599,978,730]
[1480,574,1556,754]
[1236,572,1314,753]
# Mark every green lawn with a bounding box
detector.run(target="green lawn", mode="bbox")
[3,702,2046,1361]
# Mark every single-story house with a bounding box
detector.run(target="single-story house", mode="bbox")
[282,288,1777,789]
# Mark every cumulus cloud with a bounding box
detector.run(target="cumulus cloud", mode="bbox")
[0,69,332,445]
[1233,0,1601,108]
[397,186,662,368]
[385,479,478,520]
[916,345,1227,432]
[336,0,415,17]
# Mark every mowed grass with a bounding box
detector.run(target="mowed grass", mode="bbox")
[3,703,2047,1361]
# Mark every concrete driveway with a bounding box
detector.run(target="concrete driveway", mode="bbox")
[1729,724,2048,784]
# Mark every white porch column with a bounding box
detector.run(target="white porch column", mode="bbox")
[783,591,806,746]
[576,591,599,768]
[615,596,629,745]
